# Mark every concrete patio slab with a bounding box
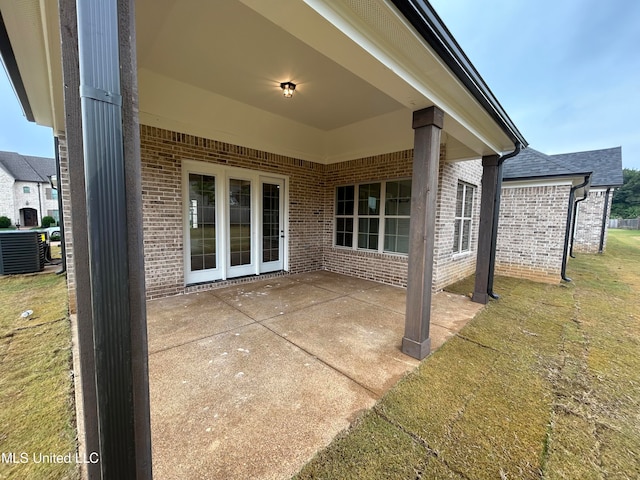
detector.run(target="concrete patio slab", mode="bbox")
[212,276,341,322]
[263,296,417,396]
[146,291,254,354]
[149,322,376,480]
[143,271,484,479]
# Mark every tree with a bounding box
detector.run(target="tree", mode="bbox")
[611,168,640,218]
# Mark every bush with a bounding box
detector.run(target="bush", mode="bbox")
[41,216,56,228]
[0,216,11,228]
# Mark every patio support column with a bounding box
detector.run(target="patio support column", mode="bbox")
[402,106,443,360]
[472,154,500,304]
[59,0,152,478]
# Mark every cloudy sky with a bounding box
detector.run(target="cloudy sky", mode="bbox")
[430,0,640,169]
[1,0,638,169]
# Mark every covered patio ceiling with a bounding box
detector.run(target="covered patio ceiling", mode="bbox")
[2,0,523,164]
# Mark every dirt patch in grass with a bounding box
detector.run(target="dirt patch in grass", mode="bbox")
[0,273,78,480]
[295,230,640,479]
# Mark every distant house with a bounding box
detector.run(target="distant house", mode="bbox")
[0,151,58,227]
[496,147,623,283]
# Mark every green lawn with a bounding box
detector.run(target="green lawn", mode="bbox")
[0,273,78,480]
[1,230,638,479]
[295,229,640,479]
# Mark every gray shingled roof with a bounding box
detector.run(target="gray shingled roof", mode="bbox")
[0,151,55,183]
[550,147,623,187]
[503,146,623,187]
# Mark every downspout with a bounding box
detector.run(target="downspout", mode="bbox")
[54,137,66,274]
[569,190,589,258]
[487,142,521,299]
[37,181,43,225]
[561,175,590,281]
[598,187,611,253]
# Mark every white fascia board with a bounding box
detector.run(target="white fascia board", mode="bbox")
[502,178,575,189]
[39,0,64,133]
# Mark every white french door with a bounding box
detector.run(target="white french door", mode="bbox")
[183,161,287,285]
[260,177,285,273]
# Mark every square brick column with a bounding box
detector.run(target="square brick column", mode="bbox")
[402,106,443,360]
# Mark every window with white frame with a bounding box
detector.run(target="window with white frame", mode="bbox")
[453,181,475,253]
[335,179,411,254]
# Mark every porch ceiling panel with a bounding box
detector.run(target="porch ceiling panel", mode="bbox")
[2,0,520,163]
[136,0,404,132]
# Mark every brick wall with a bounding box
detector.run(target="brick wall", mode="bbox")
[0,166,14,222]
[322,150,412,286]
[496,184,570,283]
[57,135,78,312]
[12,181,46,226]
[140,126,325,299]
[432,159,482,290]
[573,189,611,253]
[322,151,482,290]
[62,125,484,301]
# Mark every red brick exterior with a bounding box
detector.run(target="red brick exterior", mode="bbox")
[60,126,484,302]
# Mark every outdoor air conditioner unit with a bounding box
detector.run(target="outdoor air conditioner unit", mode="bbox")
[0,231,45,275]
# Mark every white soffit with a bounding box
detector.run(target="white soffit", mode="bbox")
[242,0,514,154]
[0,0,52,128]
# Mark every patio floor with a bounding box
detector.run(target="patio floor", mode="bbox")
[146,271,483,479]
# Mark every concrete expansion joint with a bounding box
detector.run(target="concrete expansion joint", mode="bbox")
[257,321,379,398]
[149,321,255,356]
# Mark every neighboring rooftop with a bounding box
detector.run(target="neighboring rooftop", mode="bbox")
[550,147,623,187]
[0,151,55,183]
[503,146,623,187]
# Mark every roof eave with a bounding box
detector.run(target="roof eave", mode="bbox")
[0,11,34,121]
[390,0,528,149]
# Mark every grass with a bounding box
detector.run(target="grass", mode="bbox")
[295,229,640,479]
[0,273,78,480]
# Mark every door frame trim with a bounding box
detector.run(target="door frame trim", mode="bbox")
[182,159,289,285]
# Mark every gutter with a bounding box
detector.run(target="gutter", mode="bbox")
[390,0,528,147]
[487,142,521,299]
[561,175,590,282]
[0,11,34,121]
[598,187,612,253]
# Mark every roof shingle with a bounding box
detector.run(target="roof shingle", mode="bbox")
[503,146,623,187]
[0,151,55,183]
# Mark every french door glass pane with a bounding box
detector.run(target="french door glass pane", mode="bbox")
[229,179,251,266]
[262,183,280,263]
[189,173,216,271]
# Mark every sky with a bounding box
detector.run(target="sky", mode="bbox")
[0,0,639,169]
[429,0,640,169]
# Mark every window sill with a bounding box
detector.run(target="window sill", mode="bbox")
[452,250,472,260]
